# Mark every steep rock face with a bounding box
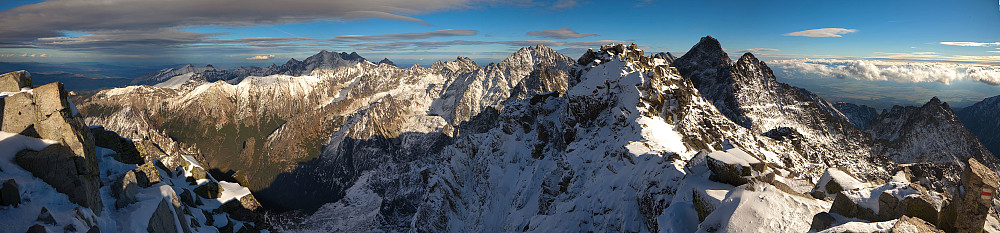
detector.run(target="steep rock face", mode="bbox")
[672,36,882,180]
[956,95,1000,157]
[834,102,880,130]
[434,45,575,126]
[0,71,102,211]
[868,97,1000,189]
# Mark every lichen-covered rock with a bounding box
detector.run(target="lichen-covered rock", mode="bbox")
[0,70,32,92]
[15,144,102,212]
[134,162,164,187]
[147,199,178,233]
[900,195,940,225]
[194,182,223,199]
[188,166,208,181]
[0,179,20,206]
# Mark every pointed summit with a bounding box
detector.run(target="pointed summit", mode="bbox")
[378,58,396,67]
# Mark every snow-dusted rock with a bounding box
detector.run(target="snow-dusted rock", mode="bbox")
[0,70,31,92]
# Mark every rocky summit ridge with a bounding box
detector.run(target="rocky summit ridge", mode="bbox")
[51,37,1000,232]
[1,71,266,233]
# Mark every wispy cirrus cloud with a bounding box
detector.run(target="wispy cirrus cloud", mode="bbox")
[331,29,478,42]
[939,42,1000,47]
[526,28,598,39]
[784,28,857,37]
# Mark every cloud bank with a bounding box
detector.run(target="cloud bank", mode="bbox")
[526,28,598,39]
[784,28,857,37]
[770,59,1000,86]
[939,42,1000,47]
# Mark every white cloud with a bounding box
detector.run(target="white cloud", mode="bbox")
[967,66,1000,85]
[784,28,857,37]
[246,54,276,60]
[771,59,1000,86]
[738,48,779,54]
[526,28,598,39]
[939,42,1000,47]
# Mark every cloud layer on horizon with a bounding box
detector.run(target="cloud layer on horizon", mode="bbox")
[770,59,1000,86]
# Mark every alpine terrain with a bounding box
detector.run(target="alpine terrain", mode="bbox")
[2,36,999,233]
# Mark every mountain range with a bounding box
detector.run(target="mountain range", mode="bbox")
[2,36,998,232]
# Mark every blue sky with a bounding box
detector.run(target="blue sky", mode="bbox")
[0,0,998,106]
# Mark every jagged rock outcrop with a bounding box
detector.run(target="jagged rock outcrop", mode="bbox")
[868,97,1000,191]
[956,95,1000,157]
[672,36,882,180]
[940,158,999,233]
[833,102,880,130]
[2,70,264,233]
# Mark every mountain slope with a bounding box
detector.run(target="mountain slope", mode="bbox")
[671,36,882,180]
[956,95,1000,157]
[833,102,880,130]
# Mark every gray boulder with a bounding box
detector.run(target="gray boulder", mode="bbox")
[941,158,999,232]
[180,189,195,207]
[218,194,263,222]
[0,70,32,92]
[37,207,56,225]
[25,224,48,233]
[112,170,140,208]
[147,199,178,233]
[15,144,102,212]
[2,92,38,137]
[891,215,943,233]
[0,179,20,206]
[705,149,766,186]
[33,82,98,176]
[194,182,223,199]
[809,212,836,230]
